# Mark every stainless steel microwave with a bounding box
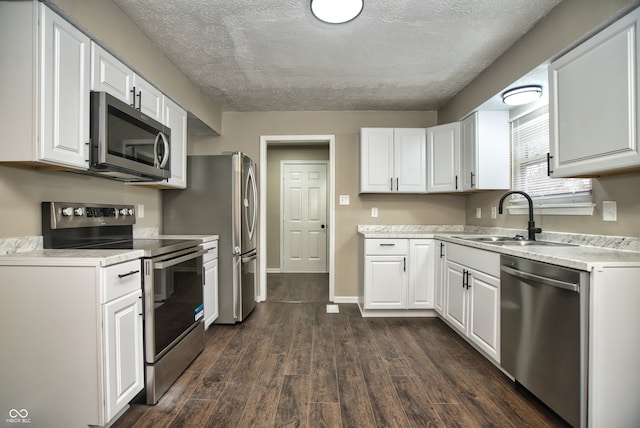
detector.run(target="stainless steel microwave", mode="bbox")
[89,91,171,182]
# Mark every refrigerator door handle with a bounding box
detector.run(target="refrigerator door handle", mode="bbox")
[245,164,257,242]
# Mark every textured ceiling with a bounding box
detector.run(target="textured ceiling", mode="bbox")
[112,0,561,112]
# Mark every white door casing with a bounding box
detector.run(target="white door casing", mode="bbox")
[281,161,328,272]
[259,135,336,303]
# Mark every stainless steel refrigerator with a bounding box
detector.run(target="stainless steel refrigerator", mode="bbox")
[163,153,258,323]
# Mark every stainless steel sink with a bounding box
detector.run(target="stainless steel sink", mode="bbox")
[457,236,575,247]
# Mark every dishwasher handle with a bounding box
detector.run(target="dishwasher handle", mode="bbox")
[501,265,580,292]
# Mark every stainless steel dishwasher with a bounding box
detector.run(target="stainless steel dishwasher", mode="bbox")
[500,255,589,428]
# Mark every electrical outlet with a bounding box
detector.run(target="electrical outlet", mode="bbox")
[371,207,378,218]
[475,207,482,219]
[491,207,497,219]
[603,201,617,221]
[339,195,350,205]
[137,204,144,218]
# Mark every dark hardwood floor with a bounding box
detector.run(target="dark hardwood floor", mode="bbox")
[113,274,569,428]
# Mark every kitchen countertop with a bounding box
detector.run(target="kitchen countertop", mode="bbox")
[358,225,640,271]
[0,234,219,267]
[0,248,145,267]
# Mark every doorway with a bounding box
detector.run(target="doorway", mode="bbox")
[259,135,335,302]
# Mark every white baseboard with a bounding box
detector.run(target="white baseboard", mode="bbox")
[266,268,281,273]
[332,296,358,304]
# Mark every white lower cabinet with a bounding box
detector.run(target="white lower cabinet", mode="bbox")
[103,289,144,422]
[444,243,500,362]
[434,241,446,316]
[0,259,144,427]
[203,240,219,329]
[360,238,434,314]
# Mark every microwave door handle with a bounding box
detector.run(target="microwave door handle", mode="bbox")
[154,132,170,168]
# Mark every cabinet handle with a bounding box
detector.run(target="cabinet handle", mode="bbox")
[379,243,396,247]
[118,270,140,279]
[455,175,458,190]
[403,257,406,272]
[137,90,142,111]
[470,172,475,188]
[462,269,466,288]
[439,242,445,258]
[202,266,206,285]
[130,86,137,108]
[396,177,399,191]
[547,152,553,176]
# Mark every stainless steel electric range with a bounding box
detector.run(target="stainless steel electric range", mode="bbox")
[42,201,206,404]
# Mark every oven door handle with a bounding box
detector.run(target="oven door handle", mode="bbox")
[154,249,208,269]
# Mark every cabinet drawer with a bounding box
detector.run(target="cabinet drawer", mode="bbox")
[365,239,408,255]
[202,240,218,262]
[102,259,142,303]
[446,243,500,277]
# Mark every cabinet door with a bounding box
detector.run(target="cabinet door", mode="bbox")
[549,8,640,177]
[39,4,90,169]
[460,114,477,191]
[203,258,219,329]
[394,128,426,192]
[408,239,434,309]
[164,98,187,188]
[360,128,394,193]
[103,290,143,422]
[468,269,500,362]
[434,241,446,316]
[427,122,460,192]
[90,42,134,105]
[365,255,407,309]
[133,75,164,122]
[444,260,466,335]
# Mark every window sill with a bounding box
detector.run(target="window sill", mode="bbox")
[505,203,595,216]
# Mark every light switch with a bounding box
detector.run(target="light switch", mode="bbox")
[475,207,482,219]
[603,201,617,221]
[371,207,378,218]
[339,195,350,205]
[491,207,497,219]
[137,204,144,218]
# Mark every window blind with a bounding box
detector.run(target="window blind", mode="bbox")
[511,105,591,203]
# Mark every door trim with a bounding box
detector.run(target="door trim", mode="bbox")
[259,135,336,302]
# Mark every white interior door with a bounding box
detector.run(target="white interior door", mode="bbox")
[281,161,328,272]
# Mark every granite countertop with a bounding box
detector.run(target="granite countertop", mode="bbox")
[358,225,640,271]
[0,248,144,267]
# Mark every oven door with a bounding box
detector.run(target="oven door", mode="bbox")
[143,247,207,363]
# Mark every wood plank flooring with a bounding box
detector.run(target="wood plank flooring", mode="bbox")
[113,274,569,428]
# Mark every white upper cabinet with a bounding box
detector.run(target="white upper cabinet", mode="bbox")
[427,122,461,192]
[91,43,135,105]
[162,98,188,188]
[360,128,427,193]
[460,111,510,191]
[0,2,90,170]
[549,7,640,177]
[91,43,164,122]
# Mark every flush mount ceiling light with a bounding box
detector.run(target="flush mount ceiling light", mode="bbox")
[501,85,543,106]
[311,0,363,24]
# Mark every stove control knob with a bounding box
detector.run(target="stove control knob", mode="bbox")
[74,207,84,216]
[119,208,133,216]
[61,207,73,217]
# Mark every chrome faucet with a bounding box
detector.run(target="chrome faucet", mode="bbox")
[498,190,542,241]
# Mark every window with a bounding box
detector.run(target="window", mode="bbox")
[509,104,593,215]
